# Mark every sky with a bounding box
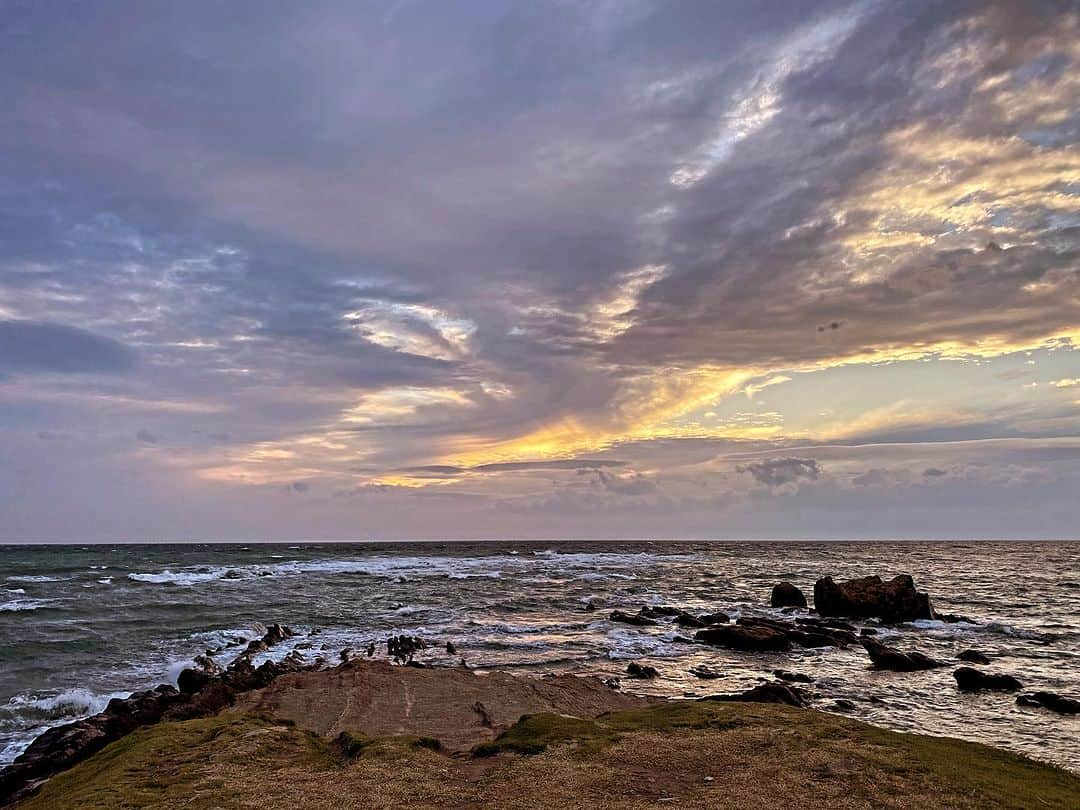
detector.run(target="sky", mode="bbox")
[0,0,1078,542]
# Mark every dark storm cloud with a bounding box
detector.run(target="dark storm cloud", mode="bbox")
[0,321,136,374]
[738,457,821,488]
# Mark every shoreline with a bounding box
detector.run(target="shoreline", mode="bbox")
[4,658,1078,809]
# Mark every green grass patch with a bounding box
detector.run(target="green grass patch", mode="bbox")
[472,713,619,756]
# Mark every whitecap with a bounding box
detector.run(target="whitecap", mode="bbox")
[5,575,65,583]
[0,599,59,613]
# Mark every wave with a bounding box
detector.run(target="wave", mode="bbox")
[0,599,60,613]
[5,575,67,584]
[122,549,698,588]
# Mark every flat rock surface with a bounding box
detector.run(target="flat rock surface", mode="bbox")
[231,661,653,751]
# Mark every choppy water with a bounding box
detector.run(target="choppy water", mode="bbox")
[1,541,1078,772]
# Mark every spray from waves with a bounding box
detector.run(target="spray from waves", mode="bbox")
[125,550,698,587]
[5,576,67,584]
[0,599,61,613]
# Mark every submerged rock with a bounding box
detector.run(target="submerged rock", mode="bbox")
[813,575,934,623]
[771,582,807,609]
[639,605,682,619]
[957,649,991,665]
[1015,692,1080,714]
[773,670,813,684]
[688,665,723,680]
[860,638,946,672]
[953,667,1022,692]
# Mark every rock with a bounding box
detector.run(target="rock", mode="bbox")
[583,600,597,612]
[609,610,658,627]
[738,617,856,649]
[699,612,730,625]
[244,639,268,654]
[626,662,659,679]
[365,643,376,657]
[771,582,807,608]
[696,624,792,652]
[446,641,457,655]
[674,612,705,628]
[603,677,621,690]
[705,681,808,708]
[177,667,212,695]
[689,665,723,680]
[953,667,1022,692]
[796,617,855,632]
[937,613,976,624]
[1015,692,1080,714]
[193,654,222,675]
[860,628,878,636]
[957,649,991,665]
[223,569,242,579]
[860,638,946,672]
[387,635,426,665]
[832,699,856,711]
[639,605,682,619]
[773,670,813,684]
[813,575,935,623]
[263,623,294,646]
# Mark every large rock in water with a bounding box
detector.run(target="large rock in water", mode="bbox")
[813,575,934,623]
[1016,692,1080,714]
[953,667,1022,692]
[860,638,946,672]
[770,582,807,608]
[696,624,792,652]
[704,681,808,708]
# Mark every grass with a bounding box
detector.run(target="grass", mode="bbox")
[15,702,1080,809]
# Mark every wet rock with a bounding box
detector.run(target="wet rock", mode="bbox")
[813,575,935,623]
[626,662,660,679]
[244,639,268,654]
[860,628,878,636]
[445,641,457,655]
[953,667,1022,692]
[223,569,242,579]
[639,605,682,619]
[365,643,376,657]
[699,612,731,626]
[609,609,658,627]
[773,670,813,684]
[860,638,946,672]
[704,681,808,708]
[738,617,856,649]
[263,623,294,646]
[696,624,792,652]
[603,677,621,690]
[832,699,857,711]
[796,617,856,632]
[937,613,976,624]
[177,667,213,695]
[957,649,991,665]
[674,612,706,628]
[771,582,807,609]
[688,665,723,680]
[583,600,597,612]
[1015,692,1080,714]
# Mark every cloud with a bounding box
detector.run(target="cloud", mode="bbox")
[135,429,158,444]
[923,467,948,477]
[0,321,136,375]
[738,457,821,487]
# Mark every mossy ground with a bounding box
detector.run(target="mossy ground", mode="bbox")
[15,702,1080,809]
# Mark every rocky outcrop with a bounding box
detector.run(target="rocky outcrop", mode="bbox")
[957,649,991,665]
[860,638,946,672]
[813,575,935,623]
[638,605,682,619]
[704,681,808,708]
[0,623,311,807]
[953,667,1022,692]
[1015,692,1080,714]
[738,617,857,649]
[688,665,723,679]
[771,582,807,608]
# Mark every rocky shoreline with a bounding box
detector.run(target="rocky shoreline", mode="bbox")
[3,572,1078,807]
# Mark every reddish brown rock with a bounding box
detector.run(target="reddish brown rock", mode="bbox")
[814,575,934,623]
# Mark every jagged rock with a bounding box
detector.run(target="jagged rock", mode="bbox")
[700,612,731,625]
[814,575,935,623]
[796,617,856,632]
[696,624,792,652]
[957,649,991,665]
[704,681,808,708]
[626,662,659,679]
[603,677,621,690]
[609,610,658,627]
[832,699,856,711]
[446,641,457,655]
[953,667,1022,692]
[773,670,813,684]
[860,638,946,672]
[387,635,426,665]
[177,667,212,695]
[738,617,856,649]
[771,582,807,608]
[938,613,976,624]
[1016,692,1080,714]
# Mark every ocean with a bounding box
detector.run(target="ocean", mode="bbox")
[1,541,1077,772]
